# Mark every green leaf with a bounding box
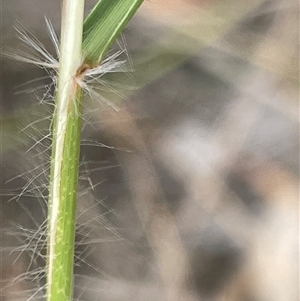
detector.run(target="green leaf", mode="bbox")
[82,0,144,64]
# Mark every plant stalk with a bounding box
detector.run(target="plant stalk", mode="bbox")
[46,0,145,299]
[47,0,85,300]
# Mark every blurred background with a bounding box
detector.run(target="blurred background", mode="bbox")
[0,0,299,300]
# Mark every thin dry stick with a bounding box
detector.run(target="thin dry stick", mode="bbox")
[100,107,197,301]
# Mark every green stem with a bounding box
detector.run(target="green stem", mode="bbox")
[47,0,85,300]
[46,0,144,299]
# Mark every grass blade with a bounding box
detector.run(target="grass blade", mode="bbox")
[82,0,144,64]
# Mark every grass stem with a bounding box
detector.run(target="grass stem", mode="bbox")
[47,1,85,300]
